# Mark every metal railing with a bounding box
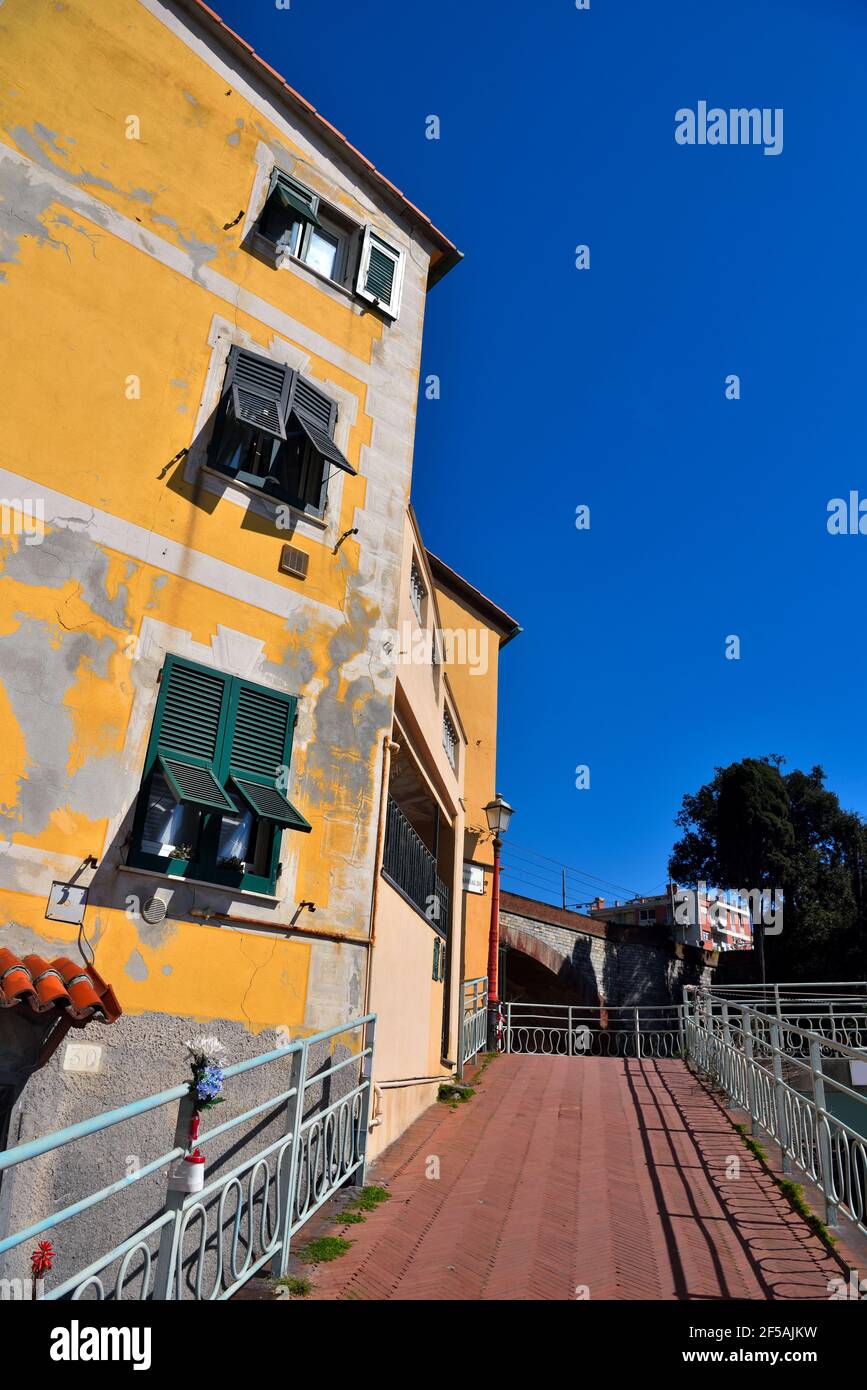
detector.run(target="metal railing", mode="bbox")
[382,794,449,934]
[684,990,867,1237]
[698,982,867,1051]
[501,1002,684,1057]
[461,977,488,1066]
[0,1014,375,1300]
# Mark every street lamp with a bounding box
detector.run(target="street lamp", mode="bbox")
[483,793,513,1049]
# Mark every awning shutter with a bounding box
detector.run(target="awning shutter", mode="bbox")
[227,348,293,440]
[230,776,311,830]
[227,685,310,831]
[158,755,238,813]
[153,659,238,812]
[270,178,321,227]
[288,374,356,476]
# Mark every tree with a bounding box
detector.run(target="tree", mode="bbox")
[671,757,865,982]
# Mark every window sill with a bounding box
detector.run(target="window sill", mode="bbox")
[117,862,282,904]
[249,231,359,306]
[200,464,328,531]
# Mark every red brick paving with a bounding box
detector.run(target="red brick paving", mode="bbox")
[307,1055,843,1301]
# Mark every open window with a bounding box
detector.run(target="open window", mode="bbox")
[208,346,356,518]
[128,655,311,895]
[257,170,353,286]
[356,228,405,319]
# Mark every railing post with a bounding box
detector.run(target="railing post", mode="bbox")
[741,1008,759,1137]
[567,1005,573,1057]
[505,1002,512,1054]
[773,983,782,1023]
[270,1039,309,1277]
[633,1008,641,1060]
[808,1037,838,1229]
[720,1003,731,1094]
[152,1090,197,1301]
[353,1016,377,1189]
[770,1020,791,1174]
[677,1002,685,1056]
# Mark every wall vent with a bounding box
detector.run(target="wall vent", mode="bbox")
[279,544,309,580]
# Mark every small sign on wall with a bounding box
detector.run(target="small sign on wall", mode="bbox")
[45,881,89,925]
[463,862,486,895]
[63,1042,103,1074]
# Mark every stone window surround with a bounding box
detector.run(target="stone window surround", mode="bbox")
[184,313,359,550]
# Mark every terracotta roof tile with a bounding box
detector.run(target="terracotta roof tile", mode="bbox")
[181,0,461,285]
[0,947,121,1025]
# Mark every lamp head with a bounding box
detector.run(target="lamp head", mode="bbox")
[483,792,514,839]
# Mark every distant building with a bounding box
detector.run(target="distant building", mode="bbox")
[589,885,753,954]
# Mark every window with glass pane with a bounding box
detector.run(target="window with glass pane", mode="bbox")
[305,226,339,279]
[217,809,272,876]
[256,171,347,285]
[140,770,201,859]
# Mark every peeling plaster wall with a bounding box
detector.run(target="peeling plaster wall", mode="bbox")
[0,0,444,1261]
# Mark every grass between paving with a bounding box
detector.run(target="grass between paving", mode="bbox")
[686,1058,845,1264]
[281,1058,503,1296]
[272,1274,312,1298]
[297,1235,353,1264]
[731,1122,839,1248]
[438,1049,500,1108]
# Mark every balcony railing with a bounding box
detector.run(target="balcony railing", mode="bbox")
[0,1015,375,1300]
[461,977,488,1066]
[382,795,449,936]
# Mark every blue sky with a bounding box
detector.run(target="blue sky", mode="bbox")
[215,0,867,907]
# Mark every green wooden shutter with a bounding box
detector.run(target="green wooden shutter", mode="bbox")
[225,683,311,831]
[150,658,238,812]
[225,347,293,440]
[269,172,321,225]
[288,375,356,476]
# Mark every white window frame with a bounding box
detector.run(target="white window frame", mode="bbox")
[356,227,405,319]
[290,211,350,285]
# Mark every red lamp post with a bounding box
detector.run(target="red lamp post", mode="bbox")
[483,793,513,1050]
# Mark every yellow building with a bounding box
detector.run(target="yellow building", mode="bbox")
[367,509,467,1153]
[365,514,520,1146]
[0,0,459,1242]
[426,553,521,1016]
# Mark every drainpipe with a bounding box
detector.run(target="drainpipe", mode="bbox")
[187,909,369,948]
[486,835,502,1051]
[363,734,397,1017]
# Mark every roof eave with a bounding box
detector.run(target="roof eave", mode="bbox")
[177,0,462,281]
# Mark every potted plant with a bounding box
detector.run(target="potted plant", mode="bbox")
[218,854,246,872]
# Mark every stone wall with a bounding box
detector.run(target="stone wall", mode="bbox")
[500,893,715,1008]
